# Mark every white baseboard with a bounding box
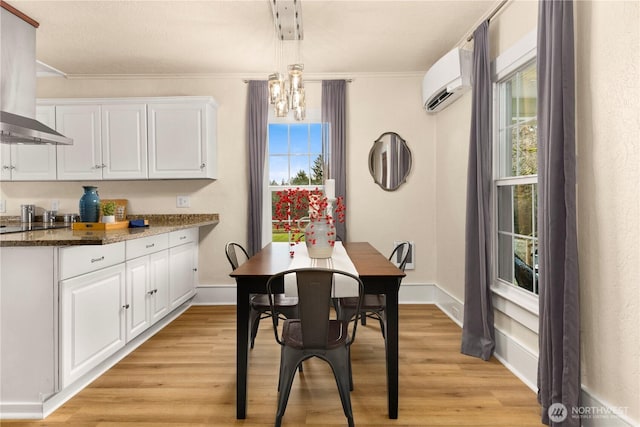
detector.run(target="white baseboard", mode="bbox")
[0,403,43,420]
[579,388,638,427]
[193,284,237,305]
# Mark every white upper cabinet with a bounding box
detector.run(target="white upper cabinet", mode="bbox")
[55,104,103,180]
[147,99,217,179]
[0,106,57,181]
[37,96,217,181]
[101,104,148,180]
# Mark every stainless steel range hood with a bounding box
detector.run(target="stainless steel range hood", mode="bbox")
[0,2,72,145]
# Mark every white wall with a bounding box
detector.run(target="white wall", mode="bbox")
[435,0,640,423]
[575,0,640,422]
[347,75,436,285]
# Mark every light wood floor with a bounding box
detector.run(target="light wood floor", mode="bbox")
[4,305,543,426]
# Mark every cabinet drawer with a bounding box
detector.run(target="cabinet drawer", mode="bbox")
[126,233,169,259]
[59,242,125,280]
[169,227,198,247]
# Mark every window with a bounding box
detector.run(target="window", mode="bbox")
[265,116,327,243]
[494,60,539,295]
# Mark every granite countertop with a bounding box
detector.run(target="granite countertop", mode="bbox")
[0,214,219,247]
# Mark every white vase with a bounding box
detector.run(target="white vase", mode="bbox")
[301,216,336,259]
[101,215,115,223]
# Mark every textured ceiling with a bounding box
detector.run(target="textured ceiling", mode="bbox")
[10,0,497,77]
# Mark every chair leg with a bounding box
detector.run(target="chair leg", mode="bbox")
[348,346,353,391]
[275,348,302,425]
[326,348,355,426]
[249,307,261,349]
[378,312,386,339]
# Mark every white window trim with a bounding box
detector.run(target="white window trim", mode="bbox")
[490,29,539,317]
[262,110,323,246]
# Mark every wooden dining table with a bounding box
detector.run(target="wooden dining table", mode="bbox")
[230,242,405,419]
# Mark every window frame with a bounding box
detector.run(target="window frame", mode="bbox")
[261,109,326,245]
[490,29,539,316]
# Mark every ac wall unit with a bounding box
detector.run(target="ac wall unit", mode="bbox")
[422,47,472,113]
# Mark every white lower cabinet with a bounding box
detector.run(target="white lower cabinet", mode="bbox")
[168,228,198,310]
[60,263,126,388]
[125,233,170,341]
[148,251,170,324]
[0,228,200,417]
[125,256,153,341]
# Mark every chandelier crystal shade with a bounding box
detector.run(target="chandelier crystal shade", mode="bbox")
[268,0,305,121]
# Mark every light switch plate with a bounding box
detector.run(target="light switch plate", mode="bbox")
[0,199,6,213]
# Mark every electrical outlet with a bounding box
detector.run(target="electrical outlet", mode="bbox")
[0,199,6,213]
[393,240,415,270]
[176,195,190,208]
[51,200,59,212]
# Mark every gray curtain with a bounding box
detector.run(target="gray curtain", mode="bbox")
[246,81,269,256]
[536,0,580,425]
[461,21,495,361]
[321,80,347,241]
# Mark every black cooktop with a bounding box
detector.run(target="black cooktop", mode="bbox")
[0,223,71,235]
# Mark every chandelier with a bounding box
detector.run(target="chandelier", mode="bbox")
[268,0,305,121]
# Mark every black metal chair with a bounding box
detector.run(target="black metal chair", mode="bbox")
[335,242,410,338]
[267,268,364,427]
[224,242,298,349]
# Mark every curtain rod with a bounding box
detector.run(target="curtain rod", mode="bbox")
[466,0,509,42]
[243,78,353,83]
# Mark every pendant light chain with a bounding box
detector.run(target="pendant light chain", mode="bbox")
[268,0,305,121]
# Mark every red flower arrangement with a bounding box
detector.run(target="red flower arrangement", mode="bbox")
[273,187,346,257]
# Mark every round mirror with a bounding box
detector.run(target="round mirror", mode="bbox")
[369,132,412,191]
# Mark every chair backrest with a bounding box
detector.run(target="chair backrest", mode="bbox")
[225,242,249,270]
[389,242,410,272]
[266,268,364,349]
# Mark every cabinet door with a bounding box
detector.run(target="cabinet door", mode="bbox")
[149,250,170,324]
[56,105,102,180]
[60,264,125,388]
[0,106,57,181]
[125,256,151,341]
[147,102,209,179]
[168,242,197,310]
[0,144,10,181]
[102,104,148,180]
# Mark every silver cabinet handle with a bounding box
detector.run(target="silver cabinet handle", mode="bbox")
[91,256,105,263]
[200,163,206,169]
[145,243,155,249]
[122,304,130,309]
